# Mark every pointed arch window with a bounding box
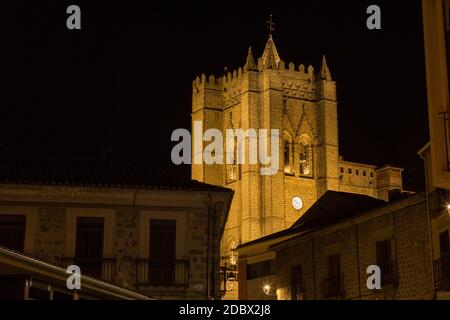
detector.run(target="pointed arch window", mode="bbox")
[299,139,313,177]
[227,136,240,183]
[284,139,294,175]
[229,240,238,266]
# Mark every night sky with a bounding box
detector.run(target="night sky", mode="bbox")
[3,1,429,190]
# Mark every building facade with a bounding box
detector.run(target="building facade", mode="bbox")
[235,189,448,300]
[270,193,434,300]
[0,165,233,300]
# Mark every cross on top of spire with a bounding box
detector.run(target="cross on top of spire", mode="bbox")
[266,14,275,36]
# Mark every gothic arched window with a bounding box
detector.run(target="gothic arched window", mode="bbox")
[227,136,239,183]
[299,144,312,176]
[298,136,313,177]
[283,139,293,175]
[229,240,238,266]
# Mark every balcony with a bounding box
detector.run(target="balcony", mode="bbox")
[321,275,345,299]
[60,257,116,284]
[434,254,450,291]
[135,259,189,287]
[291,283,306,300]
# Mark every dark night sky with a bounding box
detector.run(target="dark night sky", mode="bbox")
[3,1,429,190]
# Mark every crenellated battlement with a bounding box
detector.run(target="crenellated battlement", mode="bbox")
[193,66,249,93]
[193,36,334,106]
[194,54,330,95]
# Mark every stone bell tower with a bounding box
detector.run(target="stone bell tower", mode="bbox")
[191,35,339,255]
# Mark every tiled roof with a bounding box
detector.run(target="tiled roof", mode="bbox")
[0,159,231,192]
[238,191,387,249]
[290,191,386,230]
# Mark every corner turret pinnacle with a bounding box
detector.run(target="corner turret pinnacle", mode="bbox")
[244,47,257,71]
[320,54,332,80]
[261,35,281,69]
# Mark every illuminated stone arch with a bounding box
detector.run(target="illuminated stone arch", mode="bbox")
[282,131,294,175]
[225,113,240,183]
[297,133,313,177]
[228,240,238,266]
[222,237,238,267]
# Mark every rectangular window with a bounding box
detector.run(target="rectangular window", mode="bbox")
[376,241,392,267]
[322,254,343,298]
[149,219,176,285]
[327,254,341,278]
[0,215,26,252]
[356,169,359,175]
[440,230,450,255]
[363,171,367,176]
[247,260,276,280]
[370,172,374,177]
[340,167,344,173]
[376,240,395,285]
[290,265,304,300]
[75,217,104,278]
[348,168,352,174]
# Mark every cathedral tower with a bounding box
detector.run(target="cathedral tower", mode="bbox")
[191,36,339,257]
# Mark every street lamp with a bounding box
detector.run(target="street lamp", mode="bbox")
[263,284,272,295]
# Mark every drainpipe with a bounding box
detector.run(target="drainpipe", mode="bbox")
[356,224,362,299]
[210,202,220,299]
[419,152,436,299]
[311,239,316,299]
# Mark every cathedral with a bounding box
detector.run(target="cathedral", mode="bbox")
[191,35,404,266]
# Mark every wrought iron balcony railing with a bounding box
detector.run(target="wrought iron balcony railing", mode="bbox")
[434,253,450,291]
[135,259,189,287]
[291,283,307,300]
[321,275,345,299]
[60,257,116,284]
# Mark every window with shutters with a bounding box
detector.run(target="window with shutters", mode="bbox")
[376,240,397,286]
[75,217,104,278]
[322,254,344,298]
[149,219,176,285]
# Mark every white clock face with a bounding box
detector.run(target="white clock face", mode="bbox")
[292,196,303,211]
